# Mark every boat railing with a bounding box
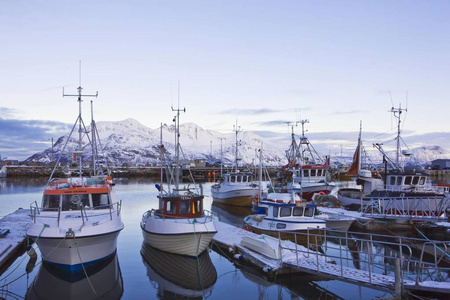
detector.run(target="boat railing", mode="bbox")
[148,208,215,224]
[276,228,450,288]
[360,196,449,220]
[31,200,123,226]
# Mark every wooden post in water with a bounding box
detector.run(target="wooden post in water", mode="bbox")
[394,258,403,299]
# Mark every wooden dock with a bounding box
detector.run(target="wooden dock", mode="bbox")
[0,209,30,273]
[211,220,450,296]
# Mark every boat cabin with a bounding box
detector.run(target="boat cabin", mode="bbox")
[292,165,328,183]
[157,195,203,218]
[385,173,428,191]
[42,189,111,211]
[222,172,253,185]
[259,201,317,220]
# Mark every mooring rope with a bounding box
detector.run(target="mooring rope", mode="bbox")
[70,229,97,296]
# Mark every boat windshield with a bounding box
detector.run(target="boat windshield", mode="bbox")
[42,192,110,211]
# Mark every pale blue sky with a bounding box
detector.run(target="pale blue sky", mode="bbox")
[1,1,449,160]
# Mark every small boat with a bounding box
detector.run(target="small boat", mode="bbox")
[240,234,286,260]
[279,120,335,200]
[211,121,260,207]
[244,194,325,247]
[315,209,355,231]
[26,252,123,300]
[141,243,217,298]
[27,84,123,271]
[141,105,217,257]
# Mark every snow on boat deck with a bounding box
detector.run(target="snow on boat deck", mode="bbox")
[0,209,30,271]
[212,219,450,293]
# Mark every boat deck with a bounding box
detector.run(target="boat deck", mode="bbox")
[0,209,30,273]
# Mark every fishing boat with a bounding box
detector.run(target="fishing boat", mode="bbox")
[211,122,259,207]
[279,120,334,201]
[141,242,217,298]
[27,84,124,271]
[340,107,449,218]
[140,105,217,257]
[244,193,325,247]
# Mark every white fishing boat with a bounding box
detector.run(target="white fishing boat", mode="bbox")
[244,195,326,246]
[141,105,217,257]
[27,84,124,271]
[338,108,449,218]
[280,121,334,200]
[141,242,217,298]
[211,122,259,207]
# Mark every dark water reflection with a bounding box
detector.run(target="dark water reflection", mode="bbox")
[0,177,394,299]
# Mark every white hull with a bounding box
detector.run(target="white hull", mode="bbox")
[33,231,121,267]
[211,186,256,206]
[245,214,326,233]
[27,209,124,267]
[141,212,217,257]
[337,188,362,207]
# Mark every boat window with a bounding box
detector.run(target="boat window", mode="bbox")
[304,207,315,217]
[404,176,412,185]
[179,200,190,214]
[237,176,242,183]
[293,206,304,216]
[311,170,316,176]
[42,195,60,209]
[276,223,286,229]
[412,176,420,185]
[61,194,90,211]
[303,170,309,177]
[231,176,236,183]
[317,170,322,176]
[272,207,279,218]
[92,193,109,208]
[191,200,200,214]
[165,200,176,215]
[280,207,291,217]
[396,177,402,185]
[390,176,396,185]
[242,176,247,183]
[419,177,426,185]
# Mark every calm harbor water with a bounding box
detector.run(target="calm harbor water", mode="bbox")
[0,177,394,299]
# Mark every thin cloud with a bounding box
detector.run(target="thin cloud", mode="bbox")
[219,108,282,115]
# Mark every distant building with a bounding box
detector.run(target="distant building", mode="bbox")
[431,159,450,170]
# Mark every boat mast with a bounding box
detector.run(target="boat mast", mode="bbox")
[233,120,242,171]
[171,84,185,191]
[62,62,98,178]
[285,121,300,166]
[390,104,407,171]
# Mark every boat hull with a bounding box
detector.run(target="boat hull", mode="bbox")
[30,231,121,271]
[140,213,217,257]
[337,188,363,207]
[211,188,255,207]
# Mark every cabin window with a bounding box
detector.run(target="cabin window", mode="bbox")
[92,193,109,208]
[303,170,309,177]
[293,206,304,216]
[242,176,247,183]
[61,194,90,211]
[191,200,200,214]
[404,176,412,185]
[276,223,286,229]
[42,195,60,209]
[419,177,426,185]
[317,170,322,176]
[165,200,176,215]
[179,200,190,214]
[280,207,291,217]
[390,176,396,185]
[272,207,279,218]
[304,207,315,217]
[311,170,316,176]
[231,176,236,183]
[412,176,420,185]
[396,177,402,185]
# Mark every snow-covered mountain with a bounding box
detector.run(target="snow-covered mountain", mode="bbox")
[25,118,449,167]
[26,118,287,166]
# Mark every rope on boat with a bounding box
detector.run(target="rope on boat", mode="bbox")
[70,229,97,296]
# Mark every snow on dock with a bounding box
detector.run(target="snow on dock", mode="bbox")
[0,209,30,271]
[212,219,450,294]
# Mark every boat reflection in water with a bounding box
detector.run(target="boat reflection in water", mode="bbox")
[141,243,217,299]
[26,252,123,300]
